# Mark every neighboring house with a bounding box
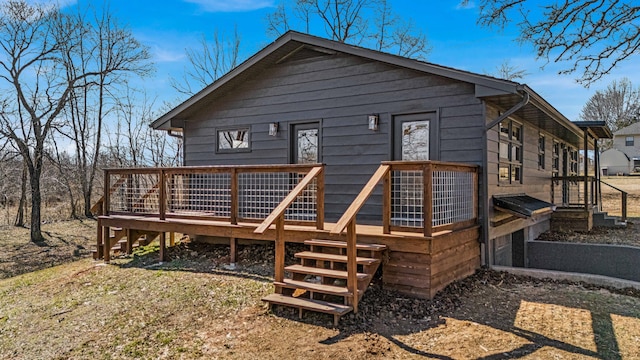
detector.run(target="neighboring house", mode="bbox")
[601,148,632,175]
[151,31,612,268]
[608,122,640,173]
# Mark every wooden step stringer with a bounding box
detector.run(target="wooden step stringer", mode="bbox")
[263,239,386,326]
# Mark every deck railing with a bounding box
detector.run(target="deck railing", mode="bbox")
[600,180,628,222]
[331,160,479,313]
[551,175,595,208]
[384,161,479,236]
[103,164,325,227]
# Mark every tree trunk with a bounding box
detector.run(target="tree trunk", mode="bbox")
[29,164,45,242]
[14,162,27,227]
[84,188,92,217]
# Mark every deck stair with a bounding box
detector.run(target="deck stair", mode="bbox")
[92,228,159,259]
[263,239,386,326]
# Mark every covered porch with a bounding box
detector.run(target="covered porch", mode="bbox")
[550,121,627,232]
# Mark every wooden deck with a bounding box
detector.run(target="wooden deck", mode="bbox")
[100,213,480,299]
[96,161,481,314]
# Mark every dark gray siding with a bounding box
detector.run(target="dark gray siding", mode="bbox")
[183,52,484,222]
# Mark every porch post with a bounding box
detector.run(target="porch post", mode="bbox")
[594,140,601,210]
[423,163,433,237]
[583,129,589,209]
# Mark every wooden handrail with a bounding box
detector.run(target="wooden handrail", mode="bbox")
[600,180,628,222]
[104,163,320,173]
[331,164,390,235]
[90,176,128,215]
[254,166,324,234]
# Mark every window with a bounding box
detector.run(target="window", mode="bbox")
[538,134,545,169]
[499,120,523,184]
[569,147,578,175]
[626,136,634,146]
[552,140,560,177]
[217,127,250,152]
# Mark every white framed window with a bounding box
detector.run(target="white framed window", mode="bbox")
[626,136,634,146]
[499,119,523,184]
[538,134,545,170]
[216,127,250,153]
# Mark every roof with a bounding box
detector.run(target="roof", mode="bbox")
[573,121,613,139]
[151,31,591,147]
[614,122,640,136]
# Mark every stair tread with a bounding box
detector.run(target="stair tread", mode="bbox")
[275,279,355,296]
[262,293,352,315]
[285,264,368,280]
[295,251,380,265]
[305,239,387,251]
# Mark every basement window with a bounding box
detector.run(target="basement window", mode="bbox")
[217,127,250,153]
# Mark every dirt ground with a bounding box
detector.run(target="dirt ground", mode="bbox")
[1,220,640,359]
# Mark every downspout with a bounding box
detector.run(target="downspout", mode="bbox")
[167,129,185,167]
[482,89,530,267]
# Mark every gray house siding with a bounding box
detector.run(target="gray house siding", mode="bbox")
[182,52,484,222]
[485,105,560,264]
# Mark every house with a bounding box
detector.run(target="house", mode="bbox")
[95,31,616,322]
[602,122,640,174]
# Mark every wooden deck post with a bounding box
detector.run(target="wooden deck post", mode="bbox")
[622,192,628,222]
[230,169,238,225]
[159,232,166,262]
[95,201,103,260]
[316,167,325,230]
[583,129,589,209]
[103,226,110,263]
[169,232,175,247]
[230,237,237,264]
[347,220,358,313]
[423,163,433,237]
[126,228,134,254]
[159,169,166,220]
[382,170,391,234]
[274,215,285,286]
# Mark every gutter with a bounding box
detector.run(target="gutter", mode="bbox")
[482,88,530,266]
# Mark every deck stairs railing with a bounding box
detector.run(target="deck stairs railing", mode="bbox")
[551,175,628,223]
[261,161,478,324]
[600,180,628,222]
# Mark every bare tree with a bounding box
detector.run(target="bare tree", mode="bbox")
[488,60,529,81]
[107,88,181,168]
[170,27,241,96]
[266,0,431,59]
[0,1,150,242]
[465,0,640,85]
[579,78,640,144]
[58,4,152,217]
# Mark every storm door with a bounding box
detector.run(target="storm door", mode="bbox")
[291,122,320,164]
[393,113,435,161]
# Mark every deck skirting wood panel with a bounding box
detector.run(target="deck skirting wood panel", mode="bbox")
[99,215,480,300]
[383,226,480,299]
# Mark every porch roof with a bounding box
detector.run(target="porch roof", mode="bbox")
[573,121,613,139]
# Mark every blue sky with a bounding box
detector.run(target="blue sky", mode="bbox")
[87,0,639,121]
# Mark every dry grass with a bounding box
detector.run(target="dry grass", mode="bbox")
[1,222,640,359]
[600,176,640,217]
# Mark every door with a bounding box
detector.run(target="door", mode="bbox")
[393,113,435,160]
[291,122,320,164]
